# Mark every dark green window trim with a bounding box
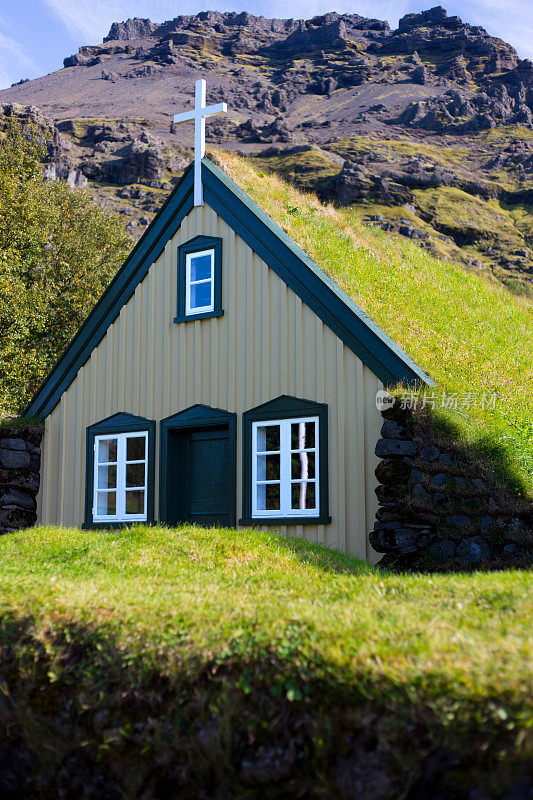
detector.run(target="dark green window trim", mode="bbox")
[174,235,223,323]
[159,404,236,525]
[240,395,331,527]
[83,412,156,530]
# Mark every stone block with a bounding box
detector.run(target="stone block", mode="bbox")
[0,469,39,494]
[428,539,457,561]
[370,527,424,553]
[375,457,413,485]
[428,472,449,490]
[446,514,471,530]
[375,438,417,458]
[0,488,36,511]
[456,536,492,563]
[420,446,440,462]
[381,419,411,440]
[0,507,36,530]
[381,398,411,424]
[0,437,26,451]
[411,468,426,482]
[480,514,495,532]
[439,453,454,466]
[412,483,431,501]
[29,452,41,471]
[0,448,31,470]
[375,483,406,503]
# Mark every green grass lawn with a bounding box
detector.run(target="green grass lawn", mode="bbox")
[0,525,531,798]
[214,152,533,497]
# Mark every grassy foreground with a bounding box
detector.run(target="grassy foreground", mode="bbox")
[0,525,531,798]
[213,152,533,497]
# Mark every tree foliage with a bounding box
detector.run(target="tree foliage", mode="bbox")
[0,118,132,413]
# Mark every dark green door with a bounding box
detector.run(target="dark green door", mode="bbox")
[165,425,231,527]
[185,429,230,526]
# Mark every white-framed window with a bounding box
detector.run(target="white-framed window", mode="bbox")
[92,431,148,523]
[185,248,214,316]
[251,416,319,519]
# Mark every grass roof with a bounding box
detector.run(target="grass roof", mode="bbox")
[212,151,533,496]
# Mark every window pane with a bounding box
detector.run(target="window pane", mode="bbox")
[126,462,145,488]
[125,490,145,515]
[257,454,280,481]
[291,421,315,450]
[190,254,212,282]
[126,436,145,462]
[98,438,117,463]
[256,483,280,511]
[97,491,116,516]
[189,280,212,310]
[256,425,280,452]
[291,452,316,481]
[291,482,316,511]
[97,464,116,489]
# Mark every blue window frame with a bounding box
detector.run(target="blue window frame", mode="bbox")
[175,235,223,323]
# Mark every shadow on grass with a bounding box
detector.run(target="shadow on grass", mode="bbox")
[0,612,529,800]
[421,405,532,503]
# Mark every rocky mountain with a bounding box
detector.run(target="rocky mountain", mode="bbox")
[1,6,532,296]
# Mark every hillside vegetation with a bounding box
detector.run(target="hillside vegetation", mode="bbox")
[0,525,531,797]
[214,151,533,496]
[0,119,131,413]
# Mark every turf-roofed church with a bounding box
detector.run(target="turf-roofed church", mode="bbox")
[26,80,432,561]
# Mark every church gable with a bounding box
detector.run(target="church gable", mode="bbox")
[26,157,431,420]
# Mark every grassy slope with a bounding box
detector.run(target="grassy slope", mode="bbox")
[214,151,533,495]
[253,131,533,297]
[0,525,531,796]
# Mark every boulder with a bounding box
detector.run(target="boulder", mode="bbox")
[0,488,36,511]
[428,539,457,561]
[0,449,30,470]
[456,536,492,563]
[381,419,411,440]
[375,439,418,458]
[446,514,471,530]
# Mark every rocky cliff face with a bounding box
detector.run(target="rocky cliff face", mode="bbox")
[1,6,531,294]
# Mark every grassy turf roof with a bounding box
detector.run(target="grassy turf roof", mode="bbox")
[211,151,533,496]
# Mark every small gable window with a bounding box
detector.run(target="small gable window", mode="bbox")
[241,397,331,526]
[85,414,155,528]
[186,249,214,314]
[175,235,223,323]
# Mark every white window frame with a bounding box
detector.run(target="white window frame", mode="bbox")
[251,416,319,519]
[185,248,214,316]
[92,431,148,523]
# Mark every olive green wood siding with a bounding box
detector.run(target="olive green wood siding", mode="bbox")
[37,204,383,561]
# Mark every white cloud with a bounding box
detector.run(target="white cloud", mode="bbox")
[42,1,214,42]
[0,28,40,88]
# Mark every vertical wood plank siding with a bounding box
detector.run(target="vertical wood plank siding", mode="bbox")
[37,206,382,561]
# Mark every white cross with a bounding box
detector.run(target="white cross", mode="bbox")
[173,79,227,206]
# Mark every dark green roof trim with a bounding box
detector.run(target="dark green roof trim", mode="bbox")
[202,159,433,388]
[25,164,195,419]
[26,156,432,421]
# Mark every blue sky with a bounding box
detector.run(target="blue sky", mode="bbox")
[0,0,532,90]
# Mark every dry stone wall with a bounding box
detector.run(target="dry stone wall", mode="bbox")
[370,400,533,570]
[0,425,43,535]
